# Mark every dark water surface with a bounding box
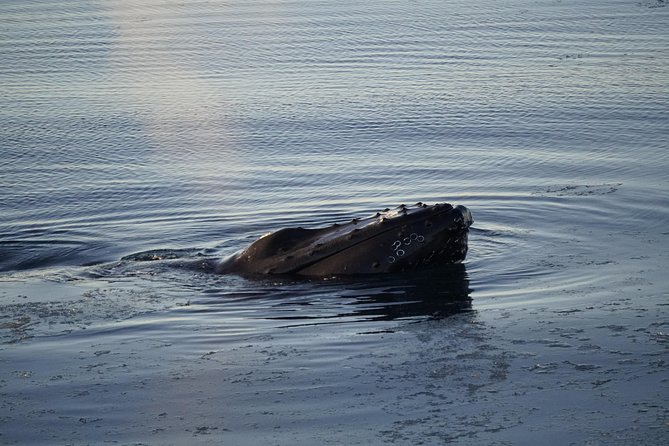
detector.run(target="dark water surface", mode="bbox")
[1,0,668,444]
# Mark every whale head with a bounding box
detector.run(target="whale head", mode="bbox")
[217,202,473,277]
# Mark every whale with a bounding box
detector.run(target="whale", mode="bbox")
[216,202,473,277]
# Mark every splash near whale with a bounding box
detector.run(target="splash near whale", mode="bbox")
[216,202,473,276]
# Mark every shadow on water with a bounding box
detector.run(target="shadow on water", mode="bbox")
[309,265,472,323]
[188,263,473,327]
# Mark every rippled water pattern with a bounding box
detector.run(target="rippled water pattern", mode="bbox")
[1,0,668,444]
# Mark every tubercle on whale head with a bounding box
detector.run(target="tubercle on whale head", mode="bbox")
[371,202,472,233]
[299,202,458,248]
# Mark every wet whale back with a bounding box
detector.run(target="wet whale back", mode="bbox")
[221,226,330,275]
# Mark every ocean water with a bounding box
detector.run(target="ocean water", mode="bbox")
[1,0,668,444]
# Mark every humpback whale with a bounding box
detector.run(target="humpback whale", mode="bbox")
[216,202,473,276]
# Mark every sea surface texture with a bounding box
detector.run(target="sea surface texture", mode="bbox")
[1,0,668,444]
